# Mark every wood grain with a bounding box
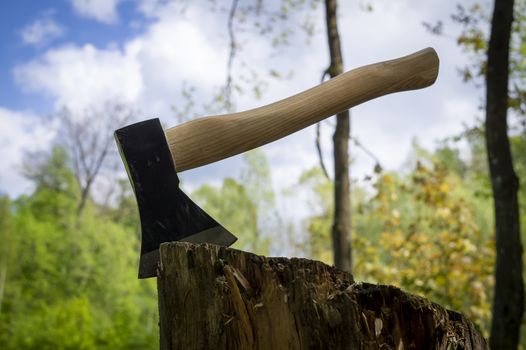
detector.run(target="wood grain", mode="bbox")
[166,47,439,172]
[157,242,487,349]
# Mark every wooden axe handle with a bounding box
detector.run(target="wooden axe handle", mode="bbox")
[166,47,439,172]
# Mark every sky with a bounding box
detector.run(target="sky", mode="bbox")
[0,0,490,233]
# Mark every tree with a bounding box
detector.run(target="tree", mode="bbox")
[1,147,158,350]
[427,1,526,345]
[485,0,524,347]
[296,141,498,335]
[324,0,352,273]
[172,0,354,270]
[360,161,495,335]
[207,0,354,271]
[193,178,262,252]
[57,102,134,215]
[192,149,276,255]
[451,1,526,119]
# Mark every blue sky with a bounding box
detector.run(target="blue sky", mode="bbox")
[0,0,151,112]
[0,0,488,230]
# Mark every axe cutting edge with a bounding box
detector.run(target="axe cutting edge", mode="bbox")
[115,47,439,278]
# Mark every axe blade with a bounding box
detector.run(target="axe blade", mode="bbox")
[114,118,237,278]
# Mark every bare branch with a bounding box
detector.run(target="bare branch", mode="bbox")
[350,136,382,170]
[57,102,135,215]
[315,66,332,180]
[223,0,240,111]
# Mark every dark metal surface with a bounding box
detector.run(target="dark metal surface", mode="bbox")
[115,118,237,278]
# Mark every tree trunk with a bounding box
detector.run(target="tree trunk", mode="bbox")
[158,242,487,349]
[324,0,352,274]
[486,0,525,348]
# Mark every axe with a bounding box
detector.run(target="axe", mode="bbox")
[115,47,439,278]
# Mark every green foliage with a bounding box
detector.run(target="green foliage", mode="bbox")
[512,133,526,234]
[297,167,333,262]
[0,134,279,350]
[193,178,262,252]
[299,142,498,336]
[1,133,522,346]
[0,147,157,350]
[453,0,526,118]
[357,163,494,335]
[192,149,275,255]
[4,1,523,346]
[451,2,526,344]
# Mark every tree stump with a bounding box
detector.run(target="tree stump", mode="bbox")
[157,242,487,349]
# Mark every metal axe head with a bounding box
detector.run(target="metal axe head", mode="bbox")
[114,118,237,278]
[114,48,439,278]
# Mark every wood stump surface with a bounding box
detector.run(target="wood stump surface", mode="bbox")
[157,242,487,350]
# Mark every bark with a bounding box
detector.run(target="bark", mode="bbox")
[486,0,525,348]
[158,242,487,350]
[223,0,239,111]
[324,0,352,273]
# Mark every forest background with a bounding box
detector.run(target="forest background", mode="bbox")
[0,0,525,348]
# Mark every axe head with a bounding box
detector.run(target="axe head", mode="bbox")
[114,118,237,278]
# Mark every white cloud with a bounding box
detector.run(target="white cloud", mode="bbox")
[14,2,229,117]
[137,0,174,18]
[9,0,484,214]
[70,0,121,24]
[132,15,228,117]
[3,0,492,257]
[20,13,65,46]
[0,108,56,197]
[14,43,143,112]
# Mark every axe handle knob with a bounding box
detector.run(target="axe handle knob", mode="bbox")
[167,47,439,172]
